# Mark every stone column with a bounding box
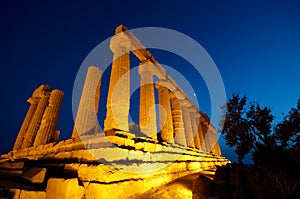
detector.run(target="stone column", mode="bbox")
[34,90,64,147]
[104,34,131,133]
[138,62,157,139]
[53,130,60,143]
[190,112,201,150]
[197,116,206,151]
[170,92,186,146]
[156,83,174,143]
[21,94,49,148]
[201,121,212,152]
[13,97,39,150]
[72,66,102,140]
[181,102,195,148]
[209,125,221,155]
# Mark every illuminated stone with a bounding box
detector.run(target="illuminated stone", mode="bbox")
[156,82,174,143]
[46,178,84,199]
[181,101,195,148]
[21,86,51,148]
[138,62,157,139]
[13,97,38,150]
[34,90,64,147]
[190,112,201,150]
[104,33,131,133]
[170,92,186,146]
[72,66,102,140]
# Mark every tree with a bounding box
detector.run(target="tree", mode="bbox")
[221,94,300,198]
[220,94,275,164]
[221,94,300,168]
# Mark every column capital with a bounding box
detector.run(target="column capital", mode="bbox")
[170,91,185,100]
[27,97,39,105]
[110,33,131,53]
[181,100,192,108]
[155,80,175,91]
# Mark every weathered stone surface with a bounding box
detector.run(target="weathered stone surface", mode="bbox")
[138,62,158,139]
[78,164,133,183]
[0,169,23,177]
[170,92,186,146]
[21,167,46,184]
[156,82,174,143]
[34,89,64,146]
[72,66,102,139]
[85,180,144,199]
[0,161,24,170]
[13,98,38,151]
[19,190,46,199]
[104,34,131,132]
[46,178,84,199]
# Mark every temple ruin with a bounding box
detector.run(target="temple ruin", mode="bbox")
[0,25,229,199]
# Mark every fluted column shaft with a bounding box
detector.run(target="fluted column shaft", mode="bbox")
[104,35,131,133]
[156,84,174,143]
[190,113,201,149]
[202,121,212,152]
[197,118,206,151]
[182,103,195,148]
[34,90,64,147]
[13,98,38,150]
[138,63,157,139]
[209,125,221,155]
[21,95,49,148]
[72,66,102,139]
[170,93,186,146]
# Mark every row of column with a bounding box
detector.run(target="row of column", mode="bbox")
[13,85,64,150]
[71,33,221,155]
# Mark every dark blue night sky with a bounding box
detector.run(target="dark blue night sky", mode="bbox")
[0,1,299,163]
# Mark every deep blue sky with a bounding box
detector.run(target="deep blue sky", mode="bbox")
[0,1,299,163]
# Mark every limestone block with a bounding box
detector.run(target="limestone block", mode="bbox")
[19,190,46,199]
[46,178,84,199]
[165,162,182,174]
[142,175,171,193]
[186,162,201,171]
[21,167,47,183]
[134,142,144,150]
[54,152,72,160]
[89,147,128,162]
[143,152,151,162]
[85,180,144,199]
[0,161,24,169]
[78,164,132,183]
[115,130,135,139]
[124,138,135,148]
[64,164,80,176]
[44,153,55,159]
[8,188,20,199]
[106,136,125,146]
[128,150,144,161]
[143,142,156,152]
[0,169,23,177]
[81,150,97,162]
[70,141,85,150]
[46,146,59,154]
[155,143,163,151]
[84,137,113,149]
[71,149,84,161]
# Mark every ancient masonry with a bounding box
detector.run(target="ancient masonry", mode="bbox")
[0,25,229,199]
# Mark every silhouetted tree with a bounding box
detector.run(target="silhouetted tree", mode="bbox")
[221,94,300,199]
[220,94,275,164]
